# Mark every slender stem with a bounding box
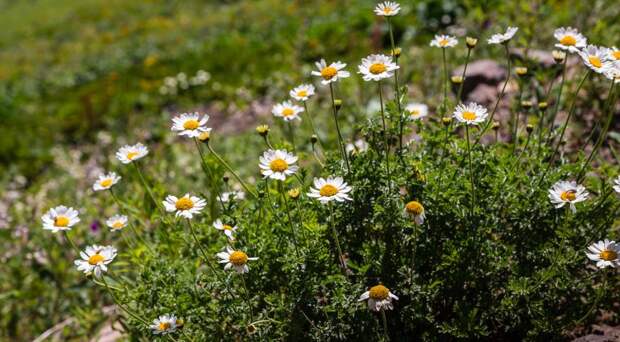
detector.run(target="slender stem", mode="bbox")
[280,182,301,259]
[109,189,154,255]
[381,310,390,341]
[329,83,350,172]
[206,142,258,199]
[577,81,617,181]
[328,204,347,275]
[64,231,79,253]
[312,142,325,168]
[132,163,161,213]
[386,17,403,153]
[512,83,524,151]
[456,48,472,102]
[303,101,322,147]
[546,57,569,140]
[240,274,255,326]
[441,48,448,118]
[465,125,475,216]
[288,123,297,151]
[515,133,532,165]
[378,81,392,193]
[475,44,511,144]
[537,70,591,187]
[100,276,150,325]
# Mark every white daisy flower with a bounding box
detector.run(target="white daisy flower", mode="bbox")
[272,101,304,122]
[430,35,458,48]
[162,193,206,219]
[259,149,299,181]
[358,54,400,82]
[586,239,620,268]
[307,176,352,204]
[115,143,148,164]
[92,172,121,191]
[607,47,620,61]
[603,60,620,83]
[346,139,369,154]
[216,246,258,273]
[171,112,211,138]
[42,206,80,233]
[358,284,399,312]
[106,214,128,231]
[487,26,518,45]
[405,103,428,121]
[374,1,400,16]
[404,200,425,225]
[290,84,315,101]
[554,27,587,53]
[311,59,350,85]
[213,219,238,241]
[217,190,246,203]
[74,245,117,277]
[453,102,489,125]
[613,176,620,193]
[548,180,589,213]
[579,45,610,74]
[150,314,178,335]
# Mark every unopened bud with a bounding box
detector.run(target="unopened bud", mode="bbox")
[442,117,452,126]
[466,37,478,49]
[310,135,318,144]
[390,47,402,58]
[256,125,269,137]
[492,121,500,130]
[334,99,343,110]
[538,102,548,110]
[552,50,566,64]
[288,188,301,199]
[222,175,229,183]
[451,75,463,84]
[526,124,534,133]
[521,100,533,110]
[515,67,528,76]
[197,131,210,142]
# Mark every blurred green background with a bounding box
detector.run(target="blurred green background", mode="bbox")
[1,0,619,340]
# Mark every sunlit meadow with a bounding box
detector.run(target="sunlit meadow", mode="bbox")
[2,0,620,341]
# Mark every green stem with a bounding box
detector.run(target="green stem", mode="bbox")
[546,57,569,141]
[456,48,472,102]
[378,81,392,193]
[303,101,322,147]
[100,276,149,325]
[386,17,404,153]
[381,310,390,341]
[279,182,301,259]
[64,231,79,253]
[329,83,351,172]
[465,125,475,216]
[475,43,511,145]
[132,163,163,215]
[577,81,617,182]
[206,142,258,199]
[240,274,255,327]
[441,48,448,118]
[328,204,347,275]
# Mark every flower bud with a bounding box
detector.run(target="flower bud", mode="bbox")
[515,67,528,76]
[442,117,452,126]
[310,135,318,144]
[390,47,402,58]
[288,188,301,199]
[492,121,500,130]
[466,37,478,49]
[552,50,566,64]
[222,175,229,183]
[197,131,210,142]
[334,99,343,110]
[521,100,533,110]
[538,101,548,111]
[526,124,534,134]
[256,125,269,137]
[451,75,463,84]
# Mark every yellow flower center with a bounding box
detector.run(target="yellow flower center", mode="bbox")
[613,51,620,60]
[175,197,194,210]
[600,249,618,261]
[282,108,295,117]
[560,35,576,46]
[383,7,392,14]
[462,111,477,121]
[321,66,338,80]
[410,110,420,117]
[439,39,449,47]
[319,184,338,197]
[369,63,387,75]
[588,56,602,68]
[223,224,233,231]
[369,285,390,300]
[112,221,125,229]
[297,90,308,97]
[229,251,248,266]
[269,158,288,172]
[183,119,200,130]
[560,190,576,202]
[405,201,424,215]
[158,322,171,331]
[100,179,113,188]
[126,151,138,160]
[88,253,105,265]
[54,216,70,227]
